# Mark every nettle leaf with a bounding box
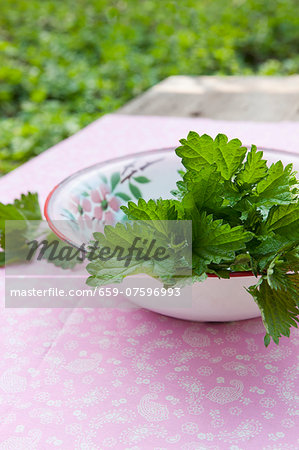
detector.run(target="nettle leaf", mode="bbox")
[181,168,242,228]
[171,180,188,200]
[253,161,297,207]
[243,207,264,233]
[0,202,26,222]
[39,233,81,269]
[176,132,215,167]
[229,253,252,272]
[2,220,31,265]
[214,134,247,180]
[13,192,42,220]
[281,246,299,273]
[248,278,299,345]
[0,201,27,249]
[222,180,244,206]
[176,132,246,180]
[86,221,188,286]
[263,203,299,240]
[192,212,253,267]
[236,145,268,187]
[266,256,298,294]
[249,234,293,272]
[182,165,223,211]
[0,192,83,270]
[207,266,231,279]
[121,198,180,221]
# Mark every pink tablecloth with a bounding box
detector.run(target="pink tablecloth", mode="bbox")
[0,115,298,449]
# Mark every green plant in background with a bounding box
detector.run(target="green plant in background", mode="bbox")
[1,0,299,174]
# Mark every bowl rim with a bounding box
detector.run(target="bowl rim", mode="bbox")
[44,145,298,279]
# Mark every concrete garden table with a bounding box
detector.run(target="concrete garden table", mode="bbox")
[0,77,298,449]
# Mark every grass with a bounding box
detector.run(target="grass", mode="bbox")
[0,0,298,174]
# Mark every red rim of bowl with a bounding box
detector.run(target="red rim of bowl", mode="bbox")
[44,145,298,279]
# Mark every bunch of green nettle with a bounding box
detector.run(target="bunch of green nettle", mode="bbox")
[87,132,299,346]
[0,132,298,346]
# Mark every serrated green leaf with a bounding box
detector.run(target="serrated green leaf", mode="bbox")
[0,203,27,249]
[229,253,252,272]
[39,233,82,269]
[182,165,223,211]
[0,192,82,270]
[214,134,247,180]
[263,203,299,240]
[176,132,246,180]
[242,207,264,233]
[222,180,244,206]
[249,234,293,271]
[254,161,297,207]
[176,132,214,166]
[13,192,42,220]
[236,145,268,187]
[207,267,231,278]
[0,203,27,221]
[86,221,190,286]
[171,180,188,200]
[264,334,271,347]
[264,247,299,294]
[282,247,299,274]
[248,278,299,345]
[121,198,180,221]
[192,212,253,267]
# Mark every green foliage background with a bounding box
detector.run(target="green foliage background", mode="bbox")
[1,0,298,174]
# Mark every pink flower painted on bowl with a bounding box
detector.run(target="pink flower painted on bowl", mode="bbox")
[90,185,120,225]
[61,165,153,243]
[69,184,120,231]
[69,195,94,230]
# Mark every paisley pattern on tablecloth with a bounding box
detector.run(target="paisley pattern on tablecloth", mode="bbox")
[0,282,298,449]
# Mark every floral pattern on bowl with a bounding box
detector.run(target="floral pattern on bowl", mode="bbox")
[45,149,178,246]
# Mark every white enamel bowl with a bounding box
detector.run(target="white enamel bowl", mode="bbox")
[45,147,299,321]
